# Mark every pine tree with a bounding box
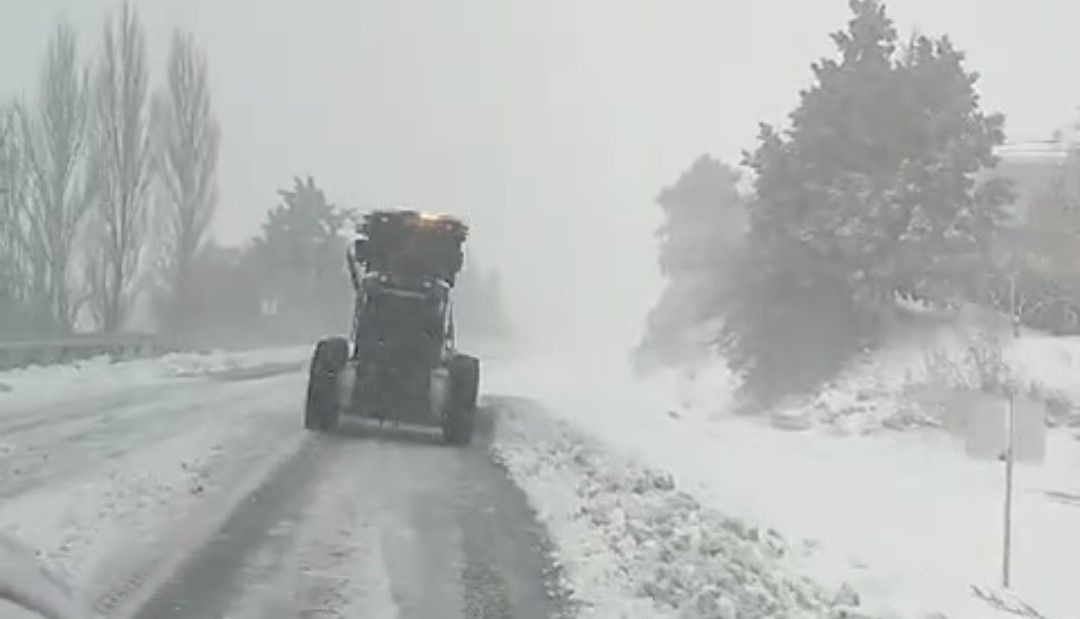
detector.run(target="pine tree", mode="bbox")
[259,176,348,272]
[254,176,352,338]
[637,155,744,369]
[725,0,1011,406]
[657,155,744,278]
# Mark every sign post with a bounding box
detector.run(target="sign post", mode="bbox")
[958,295,1046,589]
[1003,390,1015,588]
[1003,275,1018,589]
[956,181,1050,590]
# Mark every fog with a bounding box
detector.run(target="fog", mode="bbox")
[4,0,1080,353]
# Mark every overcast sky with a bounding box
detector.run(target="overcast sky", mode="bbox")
[3,0,1078,349]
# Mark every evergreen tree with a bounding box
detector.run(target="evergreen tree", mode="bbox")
[657,155,744,279]
[258,176,348,273]
[254,176,353,339]
[637,155,745,369]
[725,0,1011,405]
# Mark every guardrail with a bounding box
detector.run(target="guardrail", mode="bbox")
[0,334,165,371]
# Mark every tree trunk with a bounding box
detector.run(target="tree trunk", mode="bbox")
[105,257,123,333]
[171,255,192,340]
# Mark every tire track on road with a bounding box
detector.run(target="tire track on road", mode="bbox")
[115,435,323,619]
[0,380,212,438]
[124,407,569,619]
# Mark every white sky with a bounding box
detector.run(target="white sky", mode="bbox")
[3,0,1078,349]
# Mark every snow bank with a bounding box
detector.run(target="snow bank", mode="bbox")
[155,346,309,379]
[493,400,860,619]
[0,346,309,413]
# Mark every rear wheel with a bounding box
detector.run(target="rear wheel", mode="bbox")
[304,337,348,432]
[443,354,480,445]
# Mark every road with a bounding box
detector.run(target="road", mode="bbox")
[0,364,568,619]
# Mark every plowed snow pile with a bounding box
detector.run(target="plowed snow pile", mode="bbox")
[0,346,308,412]
[493,401,862,619]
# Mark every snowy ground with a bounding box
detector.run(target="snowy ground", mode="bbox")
[491,397,860,619]
[486,322,1080,619]
[1,332,1076,618]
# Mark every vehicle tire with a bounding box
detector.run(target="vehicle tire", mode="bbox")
[443,354,479,445]
[304,337,348,432]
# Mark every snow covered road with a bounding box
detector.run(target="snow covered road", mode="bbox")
[0,356,567,619]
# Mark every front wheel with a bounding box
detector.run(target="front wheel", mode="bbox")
[304,337,348,432]
[442,354,480,445]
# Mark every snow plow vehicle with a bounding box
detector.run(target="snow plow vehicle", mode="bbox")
[303,209,480,444]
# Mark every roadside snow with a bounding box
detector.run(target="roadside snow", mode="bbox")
[492,400,860,618]
[487,343,1076,618]
[156,346,309,379]
[0,346,309,413]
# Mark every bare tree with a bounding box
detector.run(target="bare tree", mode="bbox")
[89,2,153,333]
[1,104,40,309]
[153,30,219,339]
[17,23,92,333]
[0,105,26,305]
[0,104,50,336]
